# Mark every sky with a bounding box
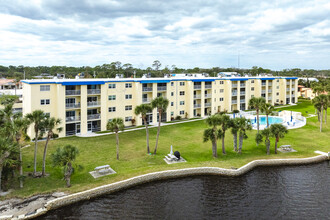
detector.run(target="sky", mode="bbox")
[1,0,330,70]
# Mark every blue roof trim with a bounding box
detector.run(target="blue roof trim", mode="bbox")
[191,79,215,82]
[259,78,275,80]
[138,80,171,84]
[61,81,105,85]
[285,77,298,80]
[229,79,248,81]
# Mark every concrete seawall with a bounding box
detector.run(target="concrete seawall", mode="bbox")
[6,154,329,220]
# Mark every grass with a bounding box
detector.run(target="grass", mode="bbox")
[6,98,329,199]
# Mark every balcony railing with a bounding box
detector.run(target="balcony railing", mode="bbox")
[205,84,212,89]
[232,84,238,88]
[262,82,266,86]
[194,95,201,99]
[286,88,290,91]
[157,86,167,91]
[240,84,246,88]
[205,94,212,98]
[142,87,153,92]
[66,90,81,96]
[66,116,80,122]
[268,97,272,100]
[66,103,80,109]
[261,90,266,94]
[142,98,151,103]
[292,88,295,91]
[232,92,237,96]
[205,103,211,107]
[194,85,201,89]
[194,104,201,108]
[87,101,101,107]
[87,89,101,94]
[268,89,272,93]
[87,114,101,120]
[287,82,290,85]
[232,100,237,104]
[240,99,245,103]
[240,91,245,95]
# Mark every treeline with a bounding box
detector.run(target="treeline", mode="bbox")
[0,61,330,80]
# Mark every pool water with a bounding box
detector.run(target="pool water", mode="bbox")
[251,116,283,125]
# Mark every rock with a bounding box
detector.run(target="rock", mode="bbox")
[52,192,67,198]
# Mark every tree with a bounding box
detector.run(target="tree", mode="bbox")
[270,124,288,154]
[26,110,46,176]
[151,97,169,154]
[249,97,266,133]
[41,117,62,177]
[51,145,80,187]
[134,104,153,154]
[312,94,328,132]
[230,118,240,152]
[261,128,272,155]
[261,103,274,128]
[107,118,124,160]
[0,138,17,192]
[219,114,231,155]
[204,114,222,157]
[152,60,161,71]
[237,117,252,154]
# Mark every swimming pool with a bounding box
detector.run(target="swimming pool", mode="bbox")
[251,116,283,125]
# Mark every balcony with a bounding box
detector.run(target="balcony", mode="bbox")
[232,100,237,104]
[205,103,211,107]
[205,94,212,98]
[205,84,212,89]
[66,90,81,96]
[87,114,101,120]
[66,103,80,109]
[292,88,296,91]
[240,83,246,88]
[240,99,245,103]
[157,86,167,91]
[142,87,153,92]
[240,91,245,95]
[268,97,272,100]
[287,82,290,85]
[87,89,101,95]
[87,101,101,107]
[261,90,266,94]
[66,116,80,122]
[194,104,201,108]
[232,84,238,88]
[194,95,201,99]
[262,82,266,86]
[142,98,151,103]
[194,85,201,90]
[286,88,290,91]
[268,89,272,93]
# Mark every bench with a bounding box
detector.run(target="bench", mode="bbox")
[166,154,179,161]
[95,165,111,174]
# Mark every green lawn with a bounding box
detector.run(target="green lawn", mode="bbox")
[7,99,330,198]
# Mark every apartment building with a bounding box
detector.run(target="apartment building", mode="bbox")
[0,79,23,112]
[21,75,298,137]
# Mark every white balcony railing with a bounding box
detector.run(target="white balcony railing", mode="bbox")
[87,89,101,94]
[66,90,81,96]
[286,88,290,91]
[261,90,266,94]
[87,101,101,107]
[194,104,201,108]
[205,94,212,98]
[268,89,272,93]
[240,84,246,88]
[292,88,295,91]
[142,98,151,103]
[232,92,237,96]
[194,85,201,89]
[66,103,80,109]
[287,82,290,85]
[205,84,212,89]
[87,114,101,120]
[157,86,167,91]
[232,84,238,88]
[142,87,153,92]
[205,103,211,107]
[232,100,237,104]
[194,95,201,99]
[240,99,245,103]
[262,83,266,86]
[268,97,272,100]
[240,91,245,95]
[66,116,80,122]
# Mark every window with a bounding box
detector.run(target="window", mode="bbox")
[125,105,132,111]
[180,110,185,115]
[40,85,50,91]
[40,99,50,105]
[276,99,279,102]
[214,90,216,93]
[108,95,116,100]
[171,92,174,96]
[219,81,224,84]
[171,102,174,106]
[125,116,132,122]
[276,92,279,96]
[125,94,132,99]
[251,87,254,91]
[171,82,174,86]
[251,95,254,98]
[276,79,279,82]
[125,83,132,88]
[180,91,185,96]
[219,98,224,101]
[220,89,224,93]
[214,98,216,102]
[109,84,116,89]
[171,112,174,116]
[108,107,116,112]
[180,82,185,86]
[276,86,279,89]
[180,101,185,105]
[251,80,254,83]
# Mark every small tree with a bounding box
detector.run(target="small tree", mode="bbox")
[270,124,288,154]
[134,104,153,154]
[219,114,231,155]
[204,114,222,157]
[261,103,274,128]
[107,118,124,160]
[237,117,252,154]
[230,118,240,152]
[51,145,80,187]
[312,94,328,132]
[261,128,272,155]
[249,97,266,133]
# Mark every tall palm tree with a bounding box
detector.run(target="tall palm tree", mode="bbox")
[261,128,271,155]
[248,97,266,133]
[51,145,80,187]
[204,114,222,157]
[41,117,62,177]
[219,114,231,155]
[230,118,240,152]
[0,137,17,192]
[151,96,169,154]
[26,110,46,176]
[134,104,153,154]
[237,117,252,154]
[312,94,328,132]
[270,124,288,154]
[261,103,274,128]
[107,118,124,160]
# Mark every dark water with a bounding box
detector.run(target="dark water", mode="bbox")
[39,162,330,220]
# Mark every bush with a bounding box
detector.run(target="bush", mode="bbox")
[175,115,182,120]
[233,110,240,113]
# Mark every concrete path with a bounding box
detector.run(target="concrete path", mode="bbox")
[314,150,329,157]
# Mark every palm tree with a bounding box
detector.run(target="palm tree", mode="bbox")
[219,114,231,155]
[312,94,328,132]
[51,145,80,187]
[204,114,222,157]
[248,97,266,133]
[270,124,288,154]
[26,110,46,176]
[230,118,240,152]
[107,118,124,160]
[261,128,272,155]
[261,103,274,128]
[134,104,153,154]
[151,96,169,154]
[41,117,62,177]
[237,117,252,154]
